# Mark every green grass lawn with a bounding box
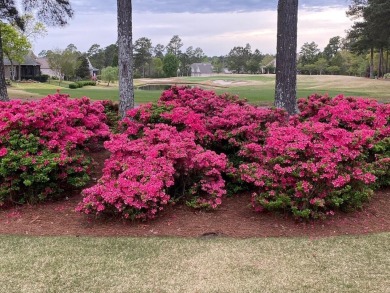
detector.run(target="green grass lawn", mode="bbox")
[2,74,390,293]
[1,233,389,292]
[9,74,390,104]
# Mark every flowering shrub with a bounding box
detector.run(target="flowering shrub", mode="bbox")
[100,100,120,132]
[78,88,388,220]
[298,94,390,187]
[239,122,377,219]
[159,87,287,148]
[371,137,390,187]
[77,124,227,219]
[121,87,287,198]
[0,94,109,205]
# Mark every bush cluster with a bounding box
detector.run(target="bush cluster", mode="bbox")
[241,94,389,218]
[77,123,227,219]
[2,87,388,220]
[0,94,109,205]
[78,87,389,220]
[35,75,49,83]
[69,80,97,89]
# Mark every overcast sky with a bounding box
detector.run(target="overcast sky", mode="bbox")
[32,0,353,56]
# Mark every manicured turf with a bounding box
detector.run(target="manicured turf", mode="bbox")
[10,74,390,104]
[1,233,389,292]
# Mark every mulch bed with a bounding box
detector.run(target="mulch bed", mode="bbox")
[0,150,389,238]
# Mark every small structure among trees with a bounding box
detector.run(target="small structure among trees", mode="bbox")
[190,63,213,77]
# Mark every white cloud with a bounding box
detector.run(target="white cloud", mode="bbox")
[33,6,353,56]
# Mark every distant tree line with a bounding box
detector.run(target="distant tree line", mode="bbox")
[296,37,371,77]
[346,0,390,78]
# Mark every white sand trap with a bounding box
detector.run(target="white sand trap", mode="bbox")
[213,80,249,86]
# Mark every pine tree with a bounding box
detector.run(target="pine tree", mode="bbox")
[76,55,90,79]
[117,0,134,118]
[274,0,299,115]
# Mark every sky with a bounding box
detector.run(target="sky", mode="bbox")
[32,0,354,56]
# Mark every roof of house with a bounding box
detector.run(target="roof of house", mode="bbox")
[3,51,41,66]
[263,58,276,68]
[87,58,98,71]
[36,57,50,69]
[191,63,213,74]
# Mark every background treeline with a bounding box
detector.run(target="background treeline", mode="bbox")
[38,0,390,80]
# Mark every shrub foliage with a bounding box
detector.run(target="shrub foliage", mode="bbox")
[78,87,389,220]
[0,94,109,205]
[1,88,388,220]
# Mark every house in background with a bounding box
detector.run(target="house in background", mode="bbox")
[4,51,41,80]
[87,58,99,77]
[261,58,276,74]
[190,63,213,77]
[36,56,60,78]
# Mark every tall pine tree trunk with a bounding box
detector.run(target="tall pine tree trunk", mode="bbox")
[378,47,383,78]
[275,0,298,115]
[117,0,134,118]
[370,46,374,78]
[0,24,10,102]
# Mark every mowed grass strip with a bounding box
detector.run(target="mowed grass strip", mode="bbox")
[1,233,389,293]
[9,75,390,104]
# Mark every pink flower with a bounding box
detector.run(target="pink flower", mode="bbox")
[0,147,7,157]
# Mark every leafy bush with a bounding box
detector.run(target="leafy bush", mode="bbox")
[77,124,227,220]
[371,137,390,187]
[297,94,390,187]
[69,80,97,89]
[78,88,389,220]
[239,122,376,219]
[101,100,120,131]
[69,83,80,89]
[77,80,97,87]
[0,94,109,205]
[35,74,49,82]
[238,94,389,218]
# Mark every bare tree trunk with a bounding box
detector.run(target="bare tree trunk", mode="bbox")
[378,47,383,78]
[117,0,134,118]
[0,25,10,102]
[275,0,298,115]
[370,47,374,78]
[10,61,15,81]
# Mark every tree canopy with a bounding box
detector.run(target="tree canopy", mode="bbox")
[0,0,73,101]
[0,22,31,80]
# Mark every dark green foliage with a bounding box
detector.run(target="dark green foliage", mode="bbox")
[38,74,49,82]
[76,55,90,79]
[163,54,179,77]
[69,80,96,89]
[371,137,390,187]
[101,100,120,132]
[0,131,90,205]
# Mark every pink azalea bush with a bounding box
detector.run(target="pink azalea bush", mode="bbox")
[297,94,390,186]
[77,87,389,220]
[239,122,377,218]
[77,123,227,219]
[0,94,109,205]
[238,94,389,218]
